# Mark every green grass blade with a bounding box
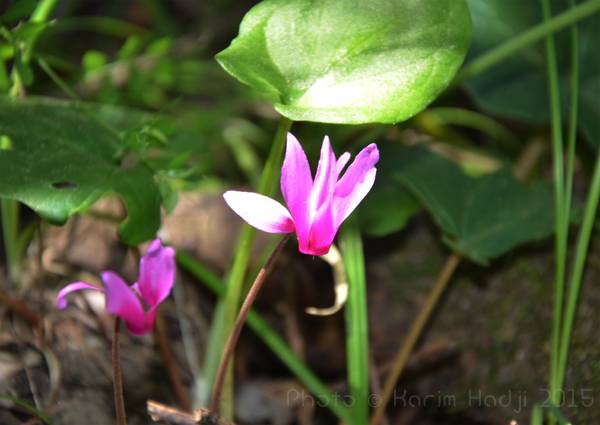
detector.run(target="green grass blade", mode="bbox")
[557,148,600,391]
[564,0,580,224]
[543,401,573,425]
[0,394,53,424]
[176,251,354,424]
[555,0,580,393]
[340,221,369,425]
[530,403,543,425]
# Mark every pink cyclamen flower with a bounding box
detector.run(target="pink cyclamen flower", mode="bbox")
[224,133,379,256]
[56,239,175,335]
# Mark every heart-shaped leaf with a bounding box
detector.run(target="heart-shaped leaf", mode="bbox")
[217,0,472,124]
[357,175,420,237]
[464,0,600,145]
[0,97,161,245]
[381,144,555,263]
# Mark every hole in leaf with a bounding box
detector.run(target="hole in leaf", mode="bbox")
[0,135,13,151]
[52,181,78,189]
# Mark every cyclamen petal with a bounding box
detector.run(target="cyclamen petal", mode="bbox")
[56,282,103,309]
[303,196,336,256]
[102,271,149,335]
[335,143,379,198]
[224,133,379,256]
[310,136,337,216]
[138,239,176,307]
[224,191,295,234]
[281,133,312,242]
[336,152,351,177]
[334,167,377,227]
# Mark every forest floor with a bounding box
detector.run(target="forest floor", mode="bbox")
[1,191,600,425]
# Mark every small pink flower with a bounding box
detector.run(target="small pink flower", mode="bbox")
[56,239,175,335]
[224,133,379,256]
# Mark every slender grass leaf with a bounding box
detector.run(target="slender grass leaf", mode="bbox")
[340,223,369,425]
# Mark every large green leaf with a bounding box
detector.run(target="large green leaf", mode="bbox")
[381,144,555,263]
[0,97,161,244]
[357,174,420,237]
[465,0,600,145]
[216,0,472,124]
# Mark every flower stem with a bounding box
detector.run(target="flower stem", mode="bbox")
[210,234,290,413]
[369,253,461,425]
[112,318,127,425]
[202,117,291,415]
[155,312,191,411]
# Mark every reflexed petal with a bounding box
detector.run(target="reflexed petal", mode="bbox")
[101,271,148,335]
[334,167,377,227]
[310,136,337,215]
[138,239,175,307]
[336,152,351,176]
[280,133,312,242]
[224,191,295,233]
[56,282,103,309]
[335,144,379,196]
[333,144,379,228]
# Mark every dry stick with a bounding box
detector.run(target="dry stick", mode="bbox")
[155,312,192,411]
[0,291,41,327]
[112,318,127,425]
[369,253,461,425]
[147,400,235,425]
[210,234,290,413]
[369,139,546,425]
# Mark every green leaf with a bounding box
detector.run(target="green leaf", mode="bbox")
[216,0,472,124]
[0,0,38,24]
[14,54,33,85]
[358,177,419,237]
[465,0,600,145]
[83,50,108,71]
[0,96,161,245]
[382,144,555,263]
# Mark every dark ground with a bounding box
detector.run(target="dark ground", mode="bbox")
[1,190,600,424]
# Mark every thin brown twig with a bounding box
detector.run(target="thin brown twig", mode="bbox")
[147,400,235,425]
[112,317,127,425]
[370,253,461,425]
[210,234,290,413]
[368,351,390,425]
[155,312,192,411]
[0,291,41,327]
